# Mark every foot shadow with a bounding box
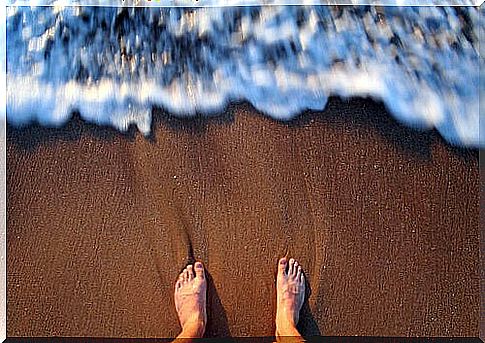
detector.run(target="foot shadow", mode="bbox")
[297,275,322,338]
[204,270,232,339]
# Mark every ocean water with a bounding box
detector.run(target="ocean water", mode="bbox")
[5,4,484,147]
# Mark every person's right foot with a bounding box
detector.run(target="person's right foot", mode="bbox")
[275,257,306,337]
[174,262,207,338]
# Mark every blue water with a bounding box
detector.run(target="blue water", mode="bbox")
[5,5,484,147]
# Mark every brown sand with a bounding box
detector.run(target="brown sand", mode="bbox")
[6,98,480,338]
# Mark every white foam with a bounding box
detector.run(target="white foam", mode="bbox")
[6,6,484,147]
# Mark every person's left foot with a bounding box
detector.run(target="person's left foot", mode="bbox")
[174,262,207,338]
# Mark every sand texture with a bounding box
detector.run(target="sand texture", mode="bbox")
[6,98,480,338]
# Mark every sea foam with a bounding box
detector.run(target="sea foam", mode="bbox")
[6,5,484,147]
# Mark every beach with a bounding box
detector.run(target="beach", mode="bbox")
[6,97,480,338]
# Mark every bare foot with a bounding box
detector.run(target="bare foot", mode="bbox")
[174,262,207,339]
[276,257,305,338]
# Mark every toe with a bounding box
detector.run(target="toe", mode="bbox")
[288,258,295,275]
[194,262,205,279]
[278,257,288,276]
[299,271,305,284]
[185,267,192,281]
[296,265,302,280]
[187,265,194,281]
[293,261,299,277]
[175,280,181,291]
[182,268,188,283]
[179,269,185,285]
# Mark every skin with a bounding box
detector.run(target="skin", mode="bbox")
[275,257,306,341]
[174,262,207,340]
[172,257,306,342]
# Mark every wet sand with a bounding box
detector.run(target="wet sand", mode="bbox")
[6,98,480,338]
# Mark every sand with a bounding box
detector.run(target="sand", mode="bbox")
[6,98,480,338]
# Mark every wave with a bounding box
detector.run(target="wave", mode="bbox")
[6,5,484,147]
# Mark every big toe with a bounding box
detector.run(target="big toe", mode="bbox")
[278,257,288,277]
[194,261,205,279]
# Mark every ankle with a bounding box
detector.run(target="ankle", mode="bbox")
[180,319,205,338]
[275,321,300,337]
